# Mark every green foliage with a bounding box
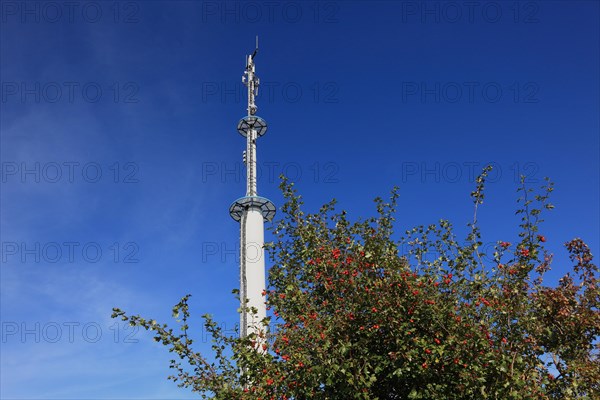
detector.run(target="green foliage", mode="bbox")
[112,168,599,399]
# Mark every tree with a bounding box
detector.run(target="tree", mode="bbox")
[112,167,599,399]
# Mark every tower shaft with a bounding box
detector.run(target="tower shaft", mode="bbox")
[239,208,267,338]
[246,128,257,197]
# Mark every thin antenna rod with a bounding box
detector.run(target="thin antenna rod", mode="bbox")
[252,35,259,59]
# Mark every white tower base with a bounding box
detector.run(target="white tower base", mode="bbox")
[240,207,267,339]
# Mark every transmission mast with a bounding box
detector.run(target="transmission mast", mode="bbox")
[229,37,275,343]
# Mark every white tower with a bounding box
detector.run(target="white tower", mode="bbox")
[229,39,275,341]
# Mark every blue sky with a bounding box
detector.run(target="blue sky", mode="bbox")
[1,1,598,398]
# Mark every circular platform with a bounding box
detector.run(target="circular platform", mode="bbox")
[229,196,276,222]
[237,116,268,137]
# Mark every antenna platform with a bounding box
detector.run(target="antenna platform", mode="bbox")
[229,196,276,222]
[237,116,268,137]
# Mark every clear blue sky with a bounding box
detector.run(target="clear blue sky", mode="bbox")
[1,1,598,398]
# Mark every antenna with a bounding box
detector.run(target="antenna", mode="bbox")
[243,37,260,117]
[252,35,259,59]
